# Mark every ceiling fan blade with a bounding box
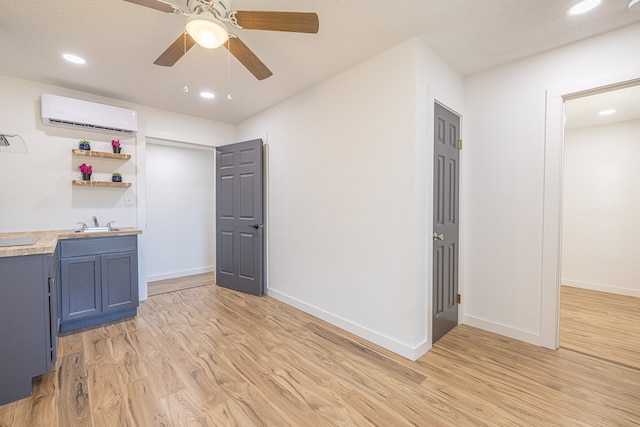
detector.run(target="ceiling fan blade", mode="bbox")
[235,11,319,34]
[154,33,196,66]
[123,0,177,13]
[224,37,273,80]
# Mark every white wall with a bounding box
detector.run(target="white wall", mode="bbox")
[10,22,640,358]
[0,80,137,232]
[145,141,216,282]
[562,120,640,297]
[0,74,236,299]
[238,38,464,359]
[463,23,640,346]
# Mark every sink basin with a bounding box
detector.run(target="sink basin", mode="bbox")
[75,227,119,233]
[84,227,110,233]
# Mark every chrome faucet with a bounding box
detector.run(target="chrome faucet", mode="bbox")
[93,216,99,227]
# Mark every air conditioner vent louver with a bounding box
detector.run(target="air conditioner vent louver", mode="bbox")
[41,94,138,136]
[45,118,136,136]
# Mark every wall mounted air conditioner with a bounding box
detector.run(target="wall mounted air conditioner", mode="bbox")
[41,94,138,136]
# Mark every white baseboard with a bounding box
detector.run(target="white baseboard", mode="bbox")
[147,266,214,283]
[463,314,542,347]
[266,288,429,361]
[562,280,640,297]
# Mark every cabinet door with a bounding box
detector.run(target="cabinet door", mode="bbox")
[60,255,101,321]
[0,255,49,405]
[101,251,138,313]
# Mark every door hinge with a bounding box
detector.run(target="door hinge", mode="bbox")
[457,293,461,304]
[457,139,463,150]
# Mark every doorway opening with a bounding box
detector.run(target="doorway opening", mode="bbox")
[559,83,640,363]
[145,138,216,295]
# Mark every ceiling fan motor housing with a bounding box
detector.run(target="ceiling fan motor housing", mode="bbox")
[213,0,231,17]
[187,0,232,19]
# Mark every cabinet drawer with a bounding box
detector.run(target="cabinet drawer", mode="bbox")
[60,236,137,258]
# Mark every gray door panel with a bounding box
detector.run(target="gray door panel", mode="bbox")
[433,103,460,343]
[61,255,101,321]
[216,139,264,296]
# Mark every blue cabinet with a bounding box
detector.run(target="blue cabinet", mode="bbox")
[61,255,101,322]
[0,252,58,405]
[102,251,138,313]
[59,236,138,332]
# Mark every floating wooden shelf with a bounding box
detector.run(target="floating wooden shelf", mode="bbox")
[72,180,132,188]
[72,149,131,160]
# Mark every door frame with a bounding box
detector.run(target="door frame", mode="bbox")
[542,72,640,349]
[138,136,221,300]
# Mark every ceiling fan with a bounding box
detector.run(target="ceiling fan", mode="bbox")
[124,0,319,80]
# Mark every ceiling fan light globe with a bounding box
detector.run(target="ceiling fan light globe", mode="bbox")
[186,15,229,49]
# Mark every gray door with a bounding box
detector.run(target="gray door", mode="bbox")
[216,139,264,296]
[432,103,460,343]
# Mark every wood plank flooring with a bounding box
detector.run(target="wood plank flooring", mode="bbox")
[147,272,215,296]
[560,285,640,369]
[1,283,638,426]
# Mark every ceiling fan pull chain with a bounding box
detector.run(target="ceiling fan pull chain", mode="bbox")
[227,35,233,100]
[183,32,189,93]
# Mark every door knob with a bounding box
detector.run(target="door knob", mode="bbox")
[251,224,264,229]
[433,233,444,241]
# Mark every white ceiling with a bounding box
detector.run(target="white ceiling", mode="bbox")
[0,0,639,124]
[565,84,640,130]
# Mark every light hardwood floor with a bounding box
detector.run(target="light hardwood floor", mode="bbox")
[1,283,638,426]
[560,285,640,369]
[147,272,215,296]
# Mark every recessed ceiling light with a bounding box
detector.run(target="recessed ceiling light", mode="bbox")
[568,0,601,15]
[200,91,215,99]
[598,109,616,116]
[630,0,640,10]
[62,53,86,64]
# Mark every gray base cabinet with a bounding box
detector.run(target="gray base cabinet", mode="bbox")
[60,236,138,333]
[0,251,58,406]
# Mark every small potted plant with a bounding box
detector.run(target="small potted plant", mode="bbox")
[111,139,121,154]
[112,172,122,183]
[79,140,91,150]
[79,163,93,180]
